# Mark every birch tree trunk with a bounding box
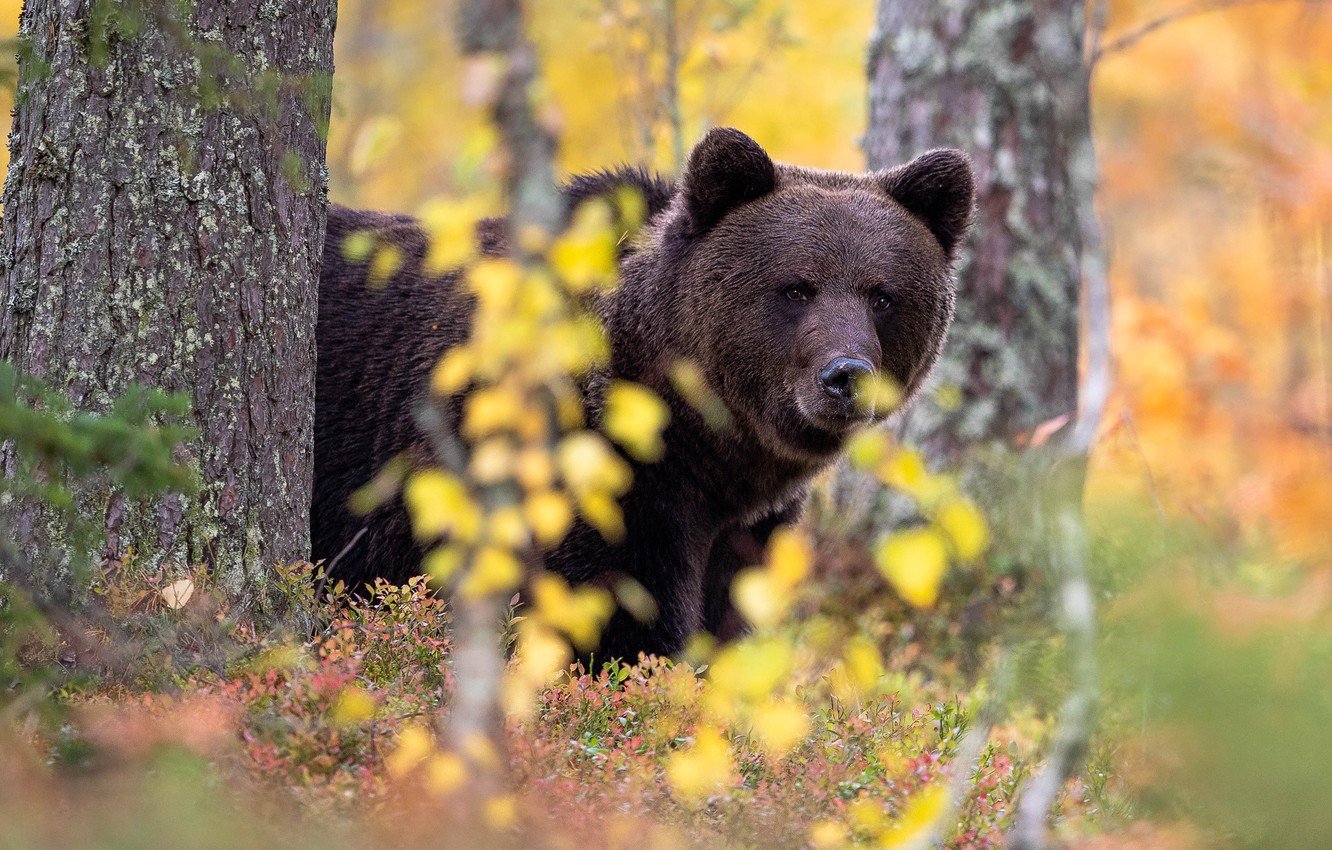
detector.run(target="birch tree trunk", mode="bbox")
[865,0,1095,469]
[0,0,336,607]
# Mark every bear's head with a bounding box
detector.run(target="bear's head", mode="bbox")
[635,127,975,464]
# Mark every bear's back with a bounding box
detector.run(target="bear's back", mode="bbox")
[313,206,475,587]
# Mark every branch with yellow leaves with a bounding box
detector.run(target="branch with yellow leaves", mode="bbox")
[441,0,563,815]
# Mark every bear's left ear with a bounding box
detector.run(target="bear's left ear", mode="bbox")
[681,127,777,234]
[879,148,976,260]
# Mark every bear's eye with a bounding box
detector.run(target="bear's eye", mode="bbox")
[784,282,815,303]
[870,291,891,312]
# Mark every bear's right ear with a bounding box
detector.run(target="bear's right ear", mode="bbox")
[680,127,777,234]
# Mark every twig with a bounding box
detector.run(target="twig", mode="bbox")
[447,0,562,820]
[1093,0,1329,63]
[312,526,367,604]
[1009,11,1110,843]
[1009,492,1098,850]
[662,0,686,171]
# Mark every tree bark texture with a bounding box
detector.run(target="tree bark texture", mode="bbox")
[0,0,336,603]
[865,0,1093,468]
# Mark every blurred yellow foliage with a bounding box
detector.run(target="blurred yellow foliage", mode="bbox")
[666,726,733,800]
[875,528,950,609]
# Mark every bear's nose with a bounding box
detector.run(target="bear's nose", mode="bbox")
[819,357,874,401]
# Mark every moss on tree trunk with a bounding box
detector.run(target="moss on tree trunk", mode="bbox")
[865,0,1093,468]
[0,0,336,608]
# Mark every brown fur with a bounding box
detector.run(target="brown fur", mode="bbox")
[313,128,974,659]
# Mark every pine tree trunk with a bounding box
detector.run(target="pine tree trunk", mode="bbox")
[0,0,336,606]
[865,0,1093,469]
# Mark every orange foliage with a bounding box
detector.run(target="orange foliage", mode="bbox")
[1089,1,1332,573]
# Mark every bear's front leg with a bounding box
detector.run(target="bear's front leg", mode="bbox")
[701,500,805,643]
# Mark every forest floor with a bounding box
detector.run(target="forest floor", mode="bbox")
[0,551,1207,850]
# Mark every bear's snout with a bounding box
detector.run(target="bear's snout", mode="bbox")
[818,357,874,403]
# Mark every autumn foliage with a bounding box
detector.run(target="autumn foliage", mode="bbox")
[1,1,1331,849]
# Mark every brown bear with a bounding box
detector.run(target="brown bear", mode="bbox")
[313,128,974,660]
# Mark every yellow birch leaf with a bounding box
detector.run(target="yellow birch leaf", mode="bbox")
[935,499,989,561]
[603,380,670,461]
[426,752,467,796]
[749,701,809,758]
[458,546,523,599]
[666,727,733,800]
[875,527,949,608]
[731,568,789,628]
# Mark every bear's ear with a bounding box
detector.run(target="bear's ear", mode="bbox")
[680,127,777,233]
[879,148,976,260]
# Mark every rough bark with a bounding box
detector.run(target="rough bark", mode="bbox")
[0,0,336,606]
[865,0,1092,467]
[865,5,1107,846]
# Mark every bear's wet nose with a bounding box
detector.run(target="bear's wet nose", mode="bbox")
[819,357,874,402]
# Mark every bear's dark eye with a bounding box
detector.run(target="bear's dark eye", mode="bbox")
[784,282,815,303]
[870,290,891,312]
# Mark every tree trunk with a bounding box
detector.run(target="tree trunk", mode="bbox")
[865,0,1093,469]
[865,7,1107,845]
[0,0,336,606]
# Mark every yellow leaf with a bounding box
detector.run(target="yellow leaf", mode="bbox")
[515,447,554,490]
[340,229,376,264]
[881,784,949,848]
[576,491,626,542]
[731,568,790,628]
[878,448,929,494]
[426,752,467,796]
[511,621,573,687]
[469,437,516,484]
[666,727,733,800]
[809,820,848,850]
[160,578,195,610]
[403,469,480,542]
[423,545,465,583]
[524,490,574,547]
[431,349,473,395]
[330,686,376,726]
[557,431,632,496]
[603,380,671,461]
[935,499,989,561]
[483,794,518,830]
[367,244,403,289]
[613,576,659,624]
[463,385,525,439]
[349,115,403,177]
[708,638,792,702]
[767,527,812,586]
[853,372,901,416]
[846,429,890,470]
[875,527,949,608]
[420,197,486,273]
[749,701,809,758]
[466,258,524,312]
[668,359,732,430]
[550,199,618,291]
[486,505,530,549]
[532,573,613,650]
[832,636,884,701]
[385,725,433,777]
[458,546,523,599]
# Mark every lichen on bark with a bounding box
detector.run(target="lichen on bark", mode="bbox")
[865,0,1092,469]
[0,0,337,611]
